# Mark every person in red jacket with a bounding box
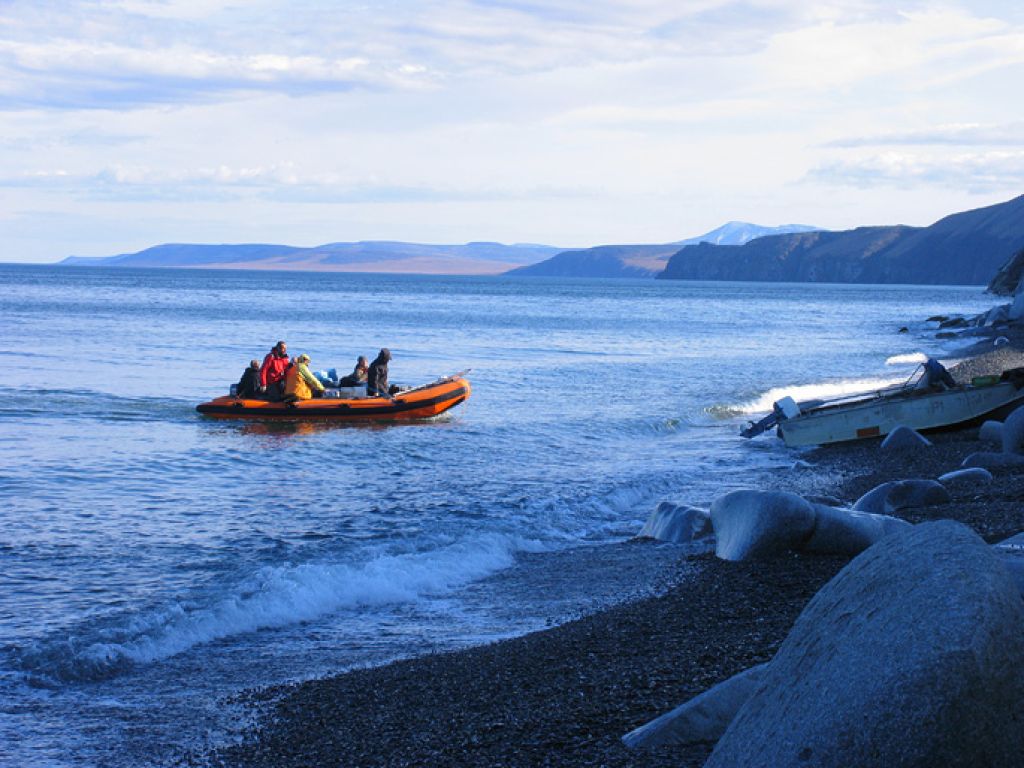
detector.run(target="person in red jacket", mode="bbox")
[259,341,291,400]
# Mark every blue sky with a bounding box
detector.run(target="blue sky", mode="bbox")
[1,0,1023,261]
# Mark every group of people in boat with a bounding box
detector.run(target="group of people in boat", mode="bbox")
[235,341,397,402]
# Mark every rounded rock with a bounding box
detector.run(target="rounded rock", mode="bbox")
[880,425,931,451]
[852,479,950,514]
[1001,404,1024,454]
[979,420,1004,444]
[638,502,713,546]
[962,451,1024,470]
[706,521,1024,768]
[710,490,816,561]
[937,467,993,488]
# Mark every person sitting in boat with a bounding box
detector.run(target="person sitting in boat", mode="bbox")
[917,357,957,390]
[282,354,326,403]
[236,359,261,398]
[338,356,369,387]
[366,348,393,398]
[259,341,291,400]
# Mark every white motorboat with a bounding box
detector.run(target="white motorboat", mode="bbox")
[741,368,1024,448]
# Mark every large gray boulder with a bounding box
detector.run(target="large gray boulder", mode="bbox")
[999,555,1024,596]
[802,505,911,555]
[706,521,1024,768]
[804,494,844,507]
[962,451,1024,470]
[638,502,713,548]
[622,663,768,749]
[995,532,1024,551]
[1001,403,1024,454]
[996,535,1024,595]
[852,479,950,514]
[979,419,1004,444]
[880,425,931,451]
[710,490,816,561]
[709,493,909,560]
[938,467,993,489]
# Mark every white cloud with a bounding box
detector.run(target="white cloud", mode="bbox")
[0,161,594,204]
[0,1,822,110]
[807,150,1024,193]
[0,39,428,109]
[825,122,1024,147]
[754,7,1020,92]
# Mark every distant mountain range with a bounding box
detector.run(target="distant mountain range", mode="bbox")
[506,222,820,278]
[61,241,565,276]
[60,194,1024,287]
[60,224,816,277]
[659,195,1024,286]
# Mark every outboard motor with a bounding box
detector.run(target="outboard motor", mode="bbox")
[773,396,801,420]
[740,396,801,439]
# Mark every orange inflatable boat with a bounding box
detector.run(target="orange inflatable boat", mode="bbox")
[196,375,470,421]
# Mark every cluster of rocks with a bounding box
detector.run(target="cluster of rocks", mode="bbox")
[929,288,1024,340]
[629,415,1024,765]
[961,404,1024,469]
[637,460,949,563]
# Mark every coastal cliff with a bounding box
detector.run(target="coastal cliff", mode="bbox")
[508,223,819,279]
[659,195,1024,285]
[989,247,1024,295]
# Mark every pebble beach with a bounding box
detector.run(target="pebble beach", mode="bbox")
[199,335,1024,768]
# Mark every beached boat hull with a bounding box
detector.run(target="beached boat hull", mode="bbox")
[196,376,470,421]
[776,381,1024,447]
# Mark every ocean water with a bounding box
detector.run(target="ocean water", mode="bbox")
[0,265,996,767]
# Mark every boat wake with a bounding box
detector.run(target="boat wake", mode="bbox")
[0,387,192,423]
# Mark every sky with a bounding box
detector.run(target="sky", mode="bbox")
[1,0,1023,262]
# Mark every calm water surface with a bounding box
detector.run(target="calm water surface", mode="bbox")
[0,266,994,766]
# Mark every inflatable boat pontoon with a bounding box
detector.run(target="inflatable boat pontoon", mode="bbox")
[197,374,470,421]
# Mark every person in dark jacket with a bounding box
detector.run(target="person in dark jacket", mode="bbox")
[338,356,369,387]
[918,357,956,390]
[259,341,290,400]
[366,348,392,398]
[236,359,261,398]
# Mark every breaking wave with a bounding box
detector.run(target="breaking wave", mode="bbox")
[885,352,928,366]
[15,534,535,683]
[723,376,910,416]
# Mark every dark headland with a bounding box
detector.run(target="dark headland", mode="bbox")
[198,323,1024,767]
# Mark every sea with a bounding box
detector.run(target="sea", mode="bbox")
[0,264,997,767]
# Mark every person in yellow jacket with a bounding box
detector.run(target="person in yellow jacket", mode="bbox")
[282,353,326,403]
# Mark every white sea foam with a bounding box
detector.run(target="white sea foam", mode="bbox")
[733,376,910,416]
[34,534,532,680]
[885,352,928,365]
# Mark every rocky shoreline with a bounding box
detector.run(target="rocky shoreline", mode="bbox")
[201,338,1024,768]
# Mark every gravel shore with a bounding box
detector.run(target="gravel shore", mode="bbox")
[206,552,848,768]
[203,337,1024,768]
